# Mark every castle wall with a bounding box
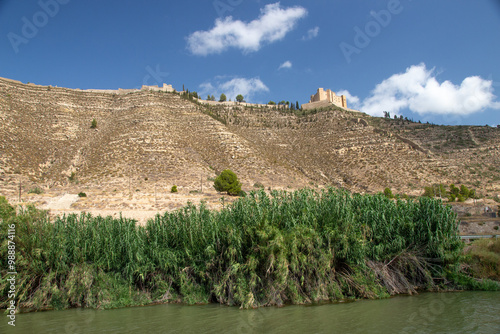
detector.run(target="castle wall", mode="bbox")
[198,99,273,109]
[141,83,174,93]
[303,88,348,110]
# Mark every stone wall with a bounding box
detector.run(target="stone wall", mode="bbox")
[198,99,273,109]
[141,83,174,93]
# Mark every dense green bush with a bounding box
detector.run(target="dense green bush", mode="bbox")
[213,169,241,196]
[450,184,460,196]
[423,183,476,202]
[423,186,434,198]
[171,185,178,193]
[2,189,494,312]
[78,192,87,198]
[460,185,470,198]
[0,196,15,221]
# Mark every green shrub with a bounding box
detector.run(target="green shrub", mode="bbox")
[213,169,241,196]
[90,119,97,129]
[253,182,264,189]
[383,187,393,199]
[468,189,476,199]
[464,238,500,281]
[238,190,247,197]
[28,187,44,195]
[0,196,15,221]
[78,192,87,198]
[171,185,178,193]
[69,172,76,182]
[460,185,470,198]
[457,194,465,202]
[450,184,460,196]
[423,186,434,198]
[448,194,456,202]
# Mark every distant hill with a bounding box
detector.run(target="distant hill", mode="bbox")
[1,77,499,200]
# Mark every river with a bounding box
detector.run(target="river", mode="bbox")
[1,292,499,333]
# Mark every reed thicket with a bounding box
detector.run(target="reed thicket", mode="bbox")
[0,189,497,311]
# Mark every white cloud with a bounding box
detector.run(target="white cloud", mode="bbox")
[337,89,360,109]
[187,3,307,55]
[340,64,500,117]
[199,77,269,102]
[303,26,319,40]
[278,61,292,70]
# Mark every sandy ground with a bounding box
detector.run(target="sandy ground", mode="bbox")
[41,193,162,223]
[16,189,237,225]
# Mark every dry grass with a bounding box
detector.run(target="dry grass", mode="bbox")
[464,238,500,280]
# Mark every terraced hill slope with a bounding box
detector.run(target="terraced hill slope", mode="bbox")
[1,77,499,220]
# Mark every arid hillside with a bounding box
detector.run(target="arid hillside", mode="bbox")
[1,77,499,221]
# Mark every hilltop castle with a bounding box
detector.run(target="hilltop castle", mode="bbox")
[302,88,347,110]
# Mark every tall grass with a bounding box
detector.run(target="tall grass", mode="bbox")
[0,189,497,311]
[462,238,500,281]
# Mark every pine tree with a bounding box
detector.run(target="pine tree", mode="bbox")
[213,170,241,196]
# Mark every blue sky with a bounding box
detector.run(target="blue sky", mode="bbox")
[1,0,499,126]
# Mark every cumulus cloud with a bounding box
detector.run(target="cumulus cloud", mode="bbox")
[187,3,307,55]
[278,61,292,70]
[340,64,500,117]
[337,89,361,109]
[199,77,269,102]
[303,26,319,40]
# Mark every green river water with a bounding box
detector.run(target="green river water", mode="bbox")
[1,292,499,333]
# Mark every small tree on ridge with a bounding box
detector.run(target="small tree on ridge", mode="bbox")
[214,169,241,196]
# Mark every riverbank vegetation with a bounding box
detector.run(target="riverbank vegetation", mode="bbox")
[463,238,500,281]
[1,189,498,311]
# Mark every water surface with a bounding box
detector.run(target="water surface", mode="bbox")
[2,292,499,333]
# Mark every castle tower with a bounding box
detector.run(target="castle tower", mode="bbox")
[303,88,348,110]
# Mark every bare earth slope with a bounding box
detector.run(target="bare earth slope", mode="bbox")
[1,77,499,224]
